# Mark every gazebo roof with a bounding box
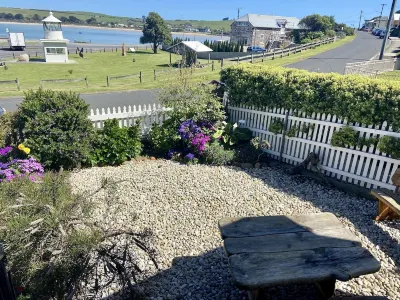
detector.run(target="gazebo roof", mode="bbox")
[181,41,212,52]
[42,12,62,23]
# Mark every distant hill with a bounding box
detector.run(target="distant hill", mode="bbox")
[0,7,233,34]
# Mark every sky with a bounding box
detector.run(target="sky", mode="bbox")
[3,0,399,26]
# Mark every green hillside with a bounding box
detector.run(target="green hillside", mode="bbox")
[0,7,233,32]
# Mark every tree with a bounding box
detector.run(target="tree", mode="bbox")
[32,14,41,21]
[4,13,14,20]
[14,13,24,20]
[299,14,334,33]
[86,17,97,24]
[60,16,68,23]
[68,16,81,23]
[140,12,172,54]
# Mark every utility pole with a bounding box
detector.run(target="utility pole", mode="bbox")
[358,10,363,29]
[237,8,240,19]
[378,4,387,28]
[379,0,397,59]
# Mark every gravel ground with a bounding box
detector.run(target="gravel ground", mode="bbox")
[70,160,400,300]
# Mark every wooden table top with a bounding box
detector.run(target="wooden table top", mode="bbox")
[218,212,381,290]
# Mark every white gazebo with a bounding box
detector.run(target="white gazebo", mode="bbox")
[40,12,69,63]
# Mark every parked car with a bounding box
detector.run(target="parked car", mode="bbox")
[372,28,378,35]
[374,29,382,36]
[0,107,5,116]
[247,46,266,53]
[379,30,387,39]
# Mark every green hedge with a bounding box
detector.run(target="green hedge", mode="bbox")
[221,65,400,132]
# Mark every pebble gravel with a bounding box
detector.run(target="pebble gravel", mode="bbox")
[70,160,400,300]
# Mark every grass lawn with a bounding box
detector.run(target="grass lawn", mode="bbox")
[377,70,400,81]
[0,36,355,97]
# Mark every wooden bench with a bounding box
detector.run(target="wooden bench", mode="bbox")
[371,189,400,221]
[218,213,381,300]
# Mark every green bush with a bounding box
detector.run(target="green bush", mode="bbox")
[331,126,358,147]
[159,83,225,124]
[202,142,235,165]
[235,137,270,164]
[0,173,156,299]
[91,119,142,166]
[0,112,15,147]
[11,89,94,170]
[378,136,400,159]
[148,120,181,155]
[212,122,253,147]
[221,65,400,132]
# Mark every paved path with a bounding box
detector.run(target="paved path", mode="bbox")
[287,32,383,74]
[0,90,160,112]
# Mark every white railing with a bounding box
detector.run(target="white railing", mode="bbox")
[89,103,170,134]
[344,59,396,77]
[228,104,400,191]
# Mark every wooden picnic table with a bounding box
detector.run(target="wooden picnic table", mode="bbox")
[218,212,381,300]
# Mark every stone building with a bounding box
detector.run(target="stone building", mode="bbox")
[230,14,301,48]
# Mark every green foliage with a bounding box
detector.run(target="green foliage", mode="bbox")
[235,137,270,164]
[221,65,400,132]
[299,14,335,32]
[201,142,235,165]
[0,173,156,299]
[140,12,172,53]
[269,119,284,135]
[286,126,298,138]
[91,119,142,166]
[68,69,73,75]
[213,122,253,147]
[148,120,181,155]
[331,126,358,147]
[159,82,225,124]
[11,89,94,170]
[0,112,15,147]
[378,136,400,159]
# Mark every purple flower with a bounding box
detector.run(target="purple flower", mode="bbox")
[191,133,211,153]
[185,153,195,160]
[179,119,201,140]
[0,153,44,183]
[0,146,12,157]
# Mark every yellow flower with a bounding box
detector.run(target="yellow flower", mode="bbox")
[23,148,31,155]
[18,144,25,151]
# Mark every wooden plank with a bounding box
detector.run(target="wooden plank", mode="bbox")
[219,213,343,238]
[371,189,400,214]
[224,227,361,255]
[228,247,381,290]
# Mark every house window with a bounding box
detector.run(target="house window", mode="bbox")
[46,48,66,55]
[238,38,248,45]
[236,21,248,27]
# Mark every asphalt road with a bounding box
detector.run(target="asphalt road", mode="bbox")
[0,90,160,112]
[287,31,383,74]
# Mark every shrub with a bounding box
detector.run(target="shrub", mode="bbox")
[331,126,358,148]
[159,83,225,124]
[0,112,15,147]
[148,120,181,155]
[11,89,94,170]
[221,65,400,132]
[91,119,142,166]
[202,142,235,165]
[235,137,270,164]
[0,173,157,299]
[213,122,253,147]
[67,69,73,74]
[378,136,400,159]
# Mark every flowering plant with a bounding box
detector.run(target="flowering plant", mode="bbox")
[0,144,44,182]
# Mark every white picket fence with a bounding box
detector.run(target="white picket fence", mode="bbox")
[228,104,400,191]
[89,103,169,133]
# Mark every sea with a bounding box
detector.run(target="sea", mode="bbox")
[0,23,229,45]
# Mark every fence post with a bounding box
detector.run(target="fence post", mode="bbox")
[273,51,275,60]
[221,58,224,68]
[76,49,78,54]
[107,76,110,87]
[139,71,142,83]
[104,48,106,53]
[13,53,15,59]
[280,49,283,58]
[16,78,20,91]
[180,69,182,76]
[170,52,172,65]
[36,51,38,57]
[237,56,240,64]
[279,110,290,163]
[90,49,92,53]
[208,53,210,63]
[116,47,118,52]
[251,53,254,63]
[85,77,88,88]
[154,69,156,81]
[212,61,215,71]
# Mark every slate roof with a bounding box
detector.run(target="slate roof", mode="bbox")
[235,14,301,29]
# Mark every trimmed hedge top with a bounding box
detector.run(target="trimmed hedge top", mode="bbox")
[221,65,400,131]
